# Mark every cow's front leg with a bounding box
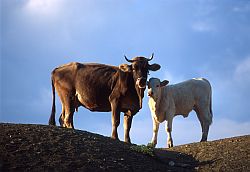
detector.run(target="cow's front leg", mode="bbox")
[149,118,159,148]
[165,117,173,148]
[124,112,133,143]
[110,101,120,140]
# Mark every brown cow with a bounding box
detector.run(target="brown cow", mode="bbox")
[49,54,160,143]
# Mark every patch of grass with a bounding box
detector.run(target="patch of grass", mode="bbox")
[130,144,154,156]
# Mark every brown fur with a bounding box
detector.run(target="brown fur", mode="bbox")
[49,57,160,143]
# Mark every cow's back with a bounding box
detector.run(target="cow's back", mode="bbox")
[76,63,119,111]
[52,62,118,112]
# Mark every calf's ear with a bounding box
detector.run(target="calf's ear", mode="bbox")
[148,63,161,71]
[160,80,169,87]
[119,64,132,72]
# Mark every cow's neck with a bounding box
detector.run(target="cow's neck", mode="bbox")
[127,73,144,108]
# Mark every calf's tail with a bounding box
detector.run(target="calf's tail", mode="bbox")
[209,92,213,125]
[49,78,56,125]
[208,84,213,126]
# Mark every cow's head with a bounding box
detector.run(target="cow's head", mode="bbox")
[119,53,161,108]
[147,77,169,100]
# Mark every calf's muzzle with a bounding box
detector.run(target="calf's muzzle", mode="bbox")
[148,89,153,97]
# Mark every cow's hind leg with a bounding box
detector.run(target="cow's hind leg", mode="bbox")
[56,88,67,127]
[63,95,75,129]
[59,106,65,127]
[124,111,134,144]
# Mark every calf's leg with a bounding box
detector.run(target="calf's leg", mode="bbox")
[149,118,159,147]
[195,107,211,142]
[165,117,173,148]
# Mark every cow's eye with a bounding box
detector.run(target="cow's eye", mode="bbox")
[132,64,138,71]
[156,85,160,87]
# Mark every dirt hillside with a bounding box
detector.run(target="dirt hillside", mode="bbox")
[1,123,249,171]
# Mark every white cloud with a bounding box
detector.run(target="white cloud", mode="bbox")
[163,70,185,84]
[194,1,217,17]
[194,56,250,120]
[191,1,217,33]
[192,21,215,32]
[233,4,250,13]
[234,56,250,83]
[24,0,64,17]
[30,87,52,110]
[209,118,250,140]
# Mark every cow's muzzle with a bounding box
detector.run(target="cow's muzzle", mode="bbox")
[136,77,147,89]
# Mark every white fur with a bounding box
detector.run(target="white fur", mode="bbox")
[148,77,213,148]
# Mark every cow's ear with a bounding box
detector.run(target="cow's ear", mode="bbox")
[119,64,132,72]
[148,63,161,71]
[160,80,169,87]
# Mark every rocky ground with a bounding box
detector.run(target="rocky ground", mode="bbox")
[1,123,249,171]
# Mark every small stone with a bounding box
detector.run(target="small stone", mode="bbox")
[10,141,14,144]
[169,161,175,166]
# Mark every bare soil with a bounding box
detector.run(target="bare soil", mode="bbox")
[1,123,249,171]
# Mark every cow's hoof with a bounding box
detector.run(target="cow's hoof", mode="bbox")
[125,139,131,144]
[111,136,120,141]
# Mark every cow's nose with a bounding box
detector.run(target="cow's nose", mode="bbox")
[137,77,146,88]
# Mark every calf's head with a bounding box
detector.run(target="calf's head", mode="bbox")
[119,54,161,108]
[147,78,169,100]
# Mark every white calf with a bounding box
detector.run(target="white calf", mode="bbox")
[147,77,212,148]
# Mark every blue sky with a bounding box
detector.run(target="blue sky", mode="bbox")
[1,0,250,147]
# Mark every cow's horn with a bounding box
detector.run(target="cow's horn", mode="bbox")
[124,55,135,63]
[147,53,154,61]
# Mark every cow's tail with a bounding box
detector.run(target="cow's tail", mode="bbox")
[49,77,56,126]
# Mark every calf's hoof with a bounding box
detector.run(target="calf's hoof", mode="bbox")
[147,142,156,148]
[167,140,173,148]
